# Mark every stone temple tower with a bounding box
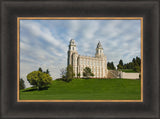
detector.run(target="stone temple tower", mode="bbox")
[95,41,108,77]
[67,39,78,77]
[95,41,104,57]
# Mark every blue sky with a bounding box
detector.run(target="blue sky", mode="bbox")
[20,19,141,87]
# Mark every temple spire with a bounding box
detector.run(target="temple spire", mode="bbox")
[95,41,104,57]
[97,41,103,49]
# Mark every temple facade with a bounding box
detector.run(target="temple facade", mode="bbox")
[67,39,108,78]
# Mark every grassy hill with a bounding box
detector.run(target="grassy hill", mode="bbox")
[20,78,141,100]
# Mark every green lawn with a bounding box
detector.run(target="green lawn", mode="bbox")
[20,78,141,100]
[121,69,138,73]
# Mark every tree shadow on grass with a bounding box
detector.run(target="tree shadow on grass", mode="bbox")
[22,86,49,92]
[22,88,37,92]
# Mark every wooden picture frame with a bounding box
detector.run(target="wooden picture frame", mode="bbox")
[1,0,159,118]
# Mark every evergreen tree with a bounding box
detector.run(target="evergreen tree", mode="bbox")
[46,69,50,75]
[119,59,123,66]
[119,56,141,72]
[107,62,116,70]
[19,78,25,90]
[107,62,111,70]
[132,58,136,65]
[117,59,123,69]
[136,56,141,66]
[111,62,116,70]
[38,67,43,72]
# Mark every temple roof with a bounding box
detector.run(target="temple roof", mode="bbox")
[70,39,76,45]
[70,39,75,42]
[97,41,103,49]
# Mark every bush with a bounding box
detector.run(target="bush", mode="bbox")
[83,67,94,78]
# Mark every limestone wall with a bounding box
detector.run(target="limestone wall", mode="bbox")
[77,55,107,78]
[120,72,140,79]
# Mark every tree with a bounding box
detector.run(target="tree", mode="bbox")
[77,73,81,78]
[91,73,94,77]
[39,68,50,75]
[19,78,25,90]
[45,69,50,75]
[123,64,127,69]
[132,58,136,65]
[111,62,116,70]
[83,67,94,78]
[136,57,141,66]
[128,62,134,69]
[27,71,52,90]
[107,62,112,70]
[66,65,74,80]
[117,59,123,70]
[133,65,141,72]
[38,67,43,72]
[60,68,66,78]
[117,56,141,72]
[119,59,123,66]
[117,64,123,69]
[107,62,116,70]
[133,57,141,72]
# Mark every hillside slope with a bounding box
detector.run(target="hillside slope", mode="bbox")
[20,79,141,100]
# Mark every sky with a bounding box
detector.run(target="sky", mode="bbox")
[20,19,141,87]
